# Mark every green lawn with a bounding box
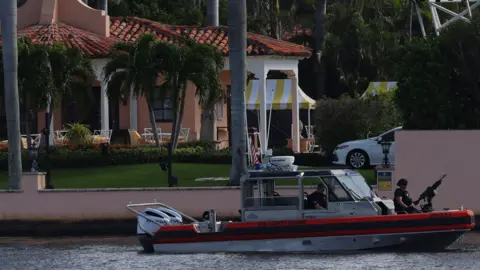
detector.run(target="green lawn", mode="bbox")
[0,164,376,189]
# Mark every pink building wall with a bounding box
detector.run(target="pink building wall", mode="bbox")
[0,173,307,221]
[376,130,480,213]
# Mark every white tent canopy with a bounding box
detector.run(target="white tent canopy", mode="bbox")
[245,79,316,153]
[246,79,316,110]
[360,81,397,98]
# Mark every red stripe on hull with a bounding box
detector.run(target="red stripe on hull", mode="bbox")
[153,224,474,244]
[223,210,474,229]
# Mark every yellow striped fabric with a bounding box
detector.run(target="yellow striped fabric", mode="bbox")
[246,79,315,110]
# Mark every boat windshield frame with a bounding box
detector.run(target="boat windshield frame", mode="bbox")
[335,174,375,200]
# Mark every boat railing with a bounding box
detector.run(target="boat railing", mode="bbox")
[126,200,199,225]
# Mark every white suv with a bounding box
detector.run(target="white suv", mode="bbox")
[332,126,402,169]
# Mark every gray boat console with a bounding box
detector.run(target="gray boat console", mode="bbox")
[239,169,396,222]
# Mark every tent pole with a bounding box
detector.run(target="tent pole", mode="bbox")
[245,110,252,166]
[267,109,273,150]
[256,110,262,156]
[266,86,274,150]
[308,108,311,138]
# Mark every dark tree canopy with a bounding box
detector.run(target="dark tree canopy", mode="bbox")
[394,17,480,130]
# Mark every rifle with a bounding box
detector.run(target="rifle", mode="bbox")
[413,174,447,207]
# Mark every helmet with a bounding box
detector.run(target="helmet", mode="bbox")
[397,178,408,186]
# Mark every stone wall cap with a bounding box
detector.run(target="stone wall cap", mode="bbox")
[22,172,47,175]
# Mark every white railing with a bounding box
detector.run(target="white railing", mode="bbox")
[428,0,480,35]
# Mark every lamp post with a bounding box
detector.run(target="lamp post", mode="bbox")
[159,142,178,187]
[28,147,39,172]
[42,110,53,189]
[380,141,392,168]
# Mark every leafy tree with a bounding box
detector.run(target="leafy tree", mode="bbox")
[394,18,480,129]
[109,0,205,26]
[315,93,401,154]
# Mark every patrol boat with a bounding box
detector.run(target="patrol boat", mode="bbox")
[126,169,475,253]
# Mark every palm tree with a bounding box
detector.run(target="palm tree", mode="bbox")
[15,38,54,155]
[227,0,248,186]
[103,34,169,148]
[157,39,224,149]
[0,0,23,190]
[46,43,95,116]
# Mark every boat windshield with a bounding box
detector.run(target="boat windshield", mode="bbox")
[337,175,374,200]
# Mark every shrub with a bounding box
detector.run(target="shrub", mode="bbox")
[65,123,92,146]
[315,93,401,154]
[0,146,333,171]
[58,140,221,152]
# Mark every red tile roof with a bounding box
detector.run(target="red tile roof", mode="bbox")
[0,17,312,58]
[109,17,312,57]
[1,23,118,58]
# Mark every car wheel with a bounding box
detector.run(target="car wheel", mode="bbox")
[346,150,370,169]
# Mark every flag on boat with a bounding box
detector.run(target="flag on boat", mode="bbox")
[250,140,260,165]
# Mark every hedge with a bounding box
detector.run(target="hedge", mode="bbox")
[315,93,401,154]
[0,144,332,171]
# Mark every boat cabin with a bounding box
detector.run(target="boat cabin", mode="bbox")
[240,169,395,222]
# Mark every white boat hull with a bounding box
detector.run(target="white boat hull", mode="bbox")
[138,229,468,254]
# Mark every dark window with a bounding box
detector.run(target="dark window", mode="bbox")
[321,176,354,202]
[152,91,173,122]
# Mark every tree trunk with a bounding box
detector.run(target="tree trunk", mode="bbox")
[1,0,23,190]
[168,90,179,151]
[200,0,220,142]
[173,85,187,149]
[98,0,108,14]
[206,0,219,26]
[314,0,327,98]
[24,94,33,167]
[269,0,281,39]
[252,0,260,17]
[146,98,161,148]
[200,106,216,141]
[227,0,248,186]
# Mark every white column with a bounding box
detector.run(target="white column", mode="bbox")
[100,80,109,131]
[129,90,138,130]
[252,66,268,154]
[291,69,300,153]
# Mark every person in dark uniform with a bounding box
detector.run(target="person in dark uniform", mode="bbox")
[394,178,420,214]
[307,183,327,209]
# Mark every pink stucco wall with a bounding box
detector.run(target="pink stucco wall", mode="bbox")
[376,130,480,213]
[0,173,306,221]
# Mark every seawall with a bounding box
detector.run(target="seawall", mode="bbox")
[0,172,477,237]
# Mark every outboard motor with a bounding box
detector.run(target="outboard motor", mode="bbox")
[137,207,183,236]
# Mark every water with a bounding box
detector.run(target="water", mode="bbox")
[0,234,480,270]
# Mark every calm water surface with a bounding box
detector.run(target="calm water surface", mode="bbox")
[1,233,480,270]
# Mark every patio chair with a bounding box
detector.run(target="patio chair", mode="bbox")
[179,127,190,142]
[93,129,113,144]
[54,130,68,146]
[128,129,155,145]
[143,127,162,142]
